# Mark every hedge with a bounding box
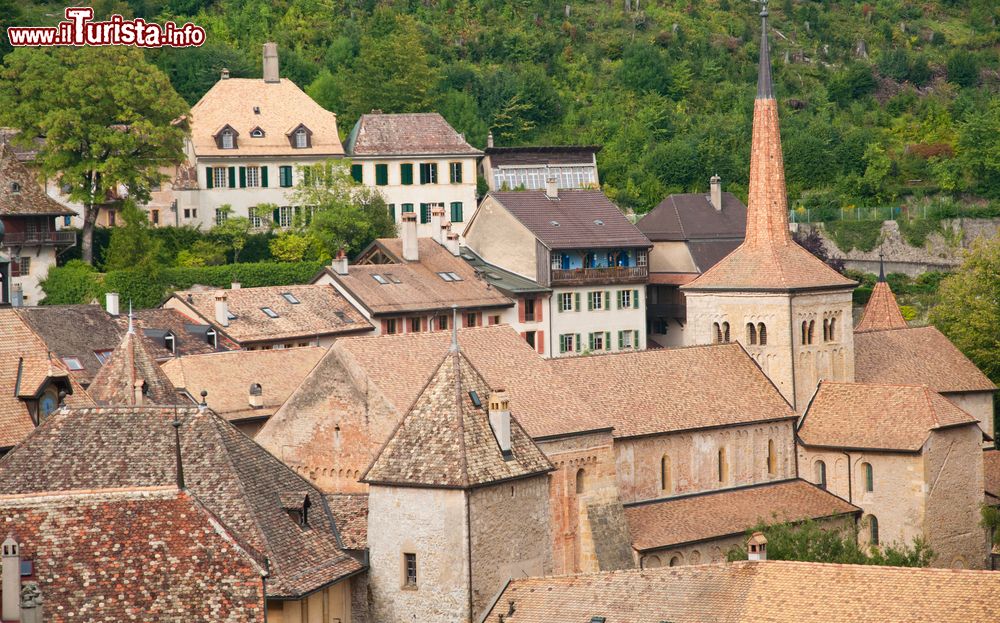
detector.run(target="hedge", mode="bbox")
[41,260,326,308]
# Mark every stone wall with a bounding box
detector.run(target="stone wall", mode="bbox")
[924,424,987,569]
[585,500,636,571]
[943,391,995,440]
[469,475,552,619]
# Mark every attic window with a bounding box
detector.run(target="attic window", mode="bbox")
[206,327,217,347]
[261,307,279,318]
[468,390,482,408]
[334,311,347,321]
[372,274,389,285]
[384,273,402,284]
[438,272,454,282]
[94,349,114,365]
[280,492,311,528]
[295,128,308,148]
[62,357,83,371]
[253,106,261,114]
[282,292,300,304]
[550,220,560,227]
[164,333,176,354]
[227,312,237,321]
[221,129,235,149]
[10,182,21,194]
[250,128,264,138]
[594,219,604,226]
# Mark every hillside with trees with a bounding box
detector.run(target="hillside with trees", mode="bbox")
[6,0,1000,216]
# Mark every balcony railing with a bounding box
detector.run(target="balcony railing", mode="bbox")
[2,231,77,247]
[550,265,648,286]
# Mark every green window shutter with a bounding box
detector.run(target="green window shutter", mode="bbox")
[278,166,290,187]
[588,333,594,351]
[351,164,363,183]
[261,166,269,188]
[303,167,312,186]
[376,164,388,186]
[604,291,611,310]
[618,331,624,349]
[239,166,247,188]
[388,203,395,219]
[227,167,236,188]
[559,335,566,353]
[450,162,463,183]
[633,289,640,309]
[401,163,413,185]
[272,207,280,224]
[205,167,213,189]
[587,292,593,311]
[419,163,428,184]
[402,203,414,213]
[450,202,463,222]
[574,292,580,312]
[420,203,430,224]
[557,295,563,313]
[605,331,611,351]
[634,330,640,348]
[575,334,581,352]
[616,290,622,309]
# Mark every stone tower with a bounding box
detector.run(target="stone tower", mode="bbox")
[681,1,856,412]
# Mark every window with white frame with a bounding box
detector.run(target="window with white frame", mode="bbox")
[215,208,228,225]
[590,291,603,310]
[620,289,632,308]
[213,167,228,188]
[249,207,263,229]
[278,206,293,228]
[590,332,605,351]
[221,130,234,149]
[246,166,260,188]
[561,292,574,311]
[621,330,633,349]
[295,128,308,148]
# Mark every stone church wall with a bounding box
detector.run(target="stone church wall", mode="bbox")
[924,424,987,569]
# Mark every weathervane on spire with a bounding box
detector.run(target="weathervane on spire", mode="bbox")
[756,0,774,100]
[127,300,135,334]
[878,251,886,282]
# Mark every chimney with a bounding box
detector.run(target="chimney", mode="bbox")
[231,281,241,290]
[401,212,418,261]
[430,206,446,244]
[133,379,145,407]
[106,291,120,317]
[545,176,558,199]
[263,42,280,84]
[220,67,230,80]
[249,383,263,409]
[710,174,722,211]
[488,390,512,456]
[19,581,42,623]
[2,535,21,621]
[214,291,230,327]
[445,232,460,256]
[487,131,494,148]
[747,531,767,561]
[331,248,348,276]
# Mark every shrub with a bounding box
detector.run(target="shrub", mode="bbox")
[825,221,883,252]
[38,260,100,305]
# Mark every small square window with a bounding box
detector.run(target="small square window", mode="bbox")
[282,293,300,304]
[438,272,455,282]
[385,273,401,284]
[261,307,279,318]
[62,357,83,371]
[447,272,462,281]
[94,350,114,365]
[372,274,389,285]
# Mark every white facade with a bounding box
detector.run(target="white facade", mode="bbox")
[547,285,646,357]
[8,245,58,305]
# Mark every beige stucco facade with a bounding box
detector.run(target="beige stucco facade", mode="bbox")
[648,241,698,274]
[266,581,353,623]
[943,391,996,439]
[463,196,538,281]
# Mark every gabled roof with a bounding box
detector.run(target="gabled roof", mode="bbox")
[161,347,325,422]
[0,405,363,598]
[16,305,123,386]
[854,326,996,394]
[321,238,512,315]
[624,479,859,552]
[0,487,266,622]
[636,192,747,242]
[484,189,651,250]
[171,284,372,344]
[345,112,481,157]
[189,78,343,157]
[484,560,1000,622]
[123,308,226,357]
[86,321,183,406]
[324,493,368,550]
[0,143,73,217]
[485,145,600,167]
[362,348,553,488]
[798,382,980,452]
[855,280,908,332]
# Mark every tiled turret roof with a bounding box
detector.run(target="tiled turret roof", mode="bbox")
[87,315,183,406]
[855,256,908,332]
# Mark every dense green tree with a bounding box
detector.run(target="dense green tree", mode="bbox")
[0,46,187,264]
[102,202,166,273]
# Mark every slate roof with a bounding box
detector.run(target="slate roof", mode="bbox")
[189,78,343,157]
[624,479,859,552]
[856,280,908,332]
[0,143,73,216]
[0,405,363,598]
[324,493,368,550]
[362,348,553,488]
[854,326,996,394]
[16,305,123,386]
[86,324,183,406]
[345,112,481,156]
[484,560,1000,623]
[0,487,266,622]
[459,247,551,295]
[985,449,1000,500]
[636,192,747,242]
[123,308,226,357]
[321,238,512,315]
[798,381,980,452]
[161,347,325,422]
[485,145,600,167]
[484,190,651,249]
[171,284,372,344]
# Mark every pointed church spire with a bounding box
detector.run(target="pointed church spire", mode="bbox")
[878,252,886,282]
[88,316,184,406]
[856,254,908,332]
[757,0,774,100]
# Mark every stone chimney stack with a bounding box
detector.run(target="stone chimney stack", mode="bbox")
[220,67,230,80]
[214,291,230,327]
[133,379,146,407]
[331,248,348,276]
[710,174,722,211]
[430,206,446,244]
[263,42,280,84]
[401,212,419,261]
[106,291,120,317]
[488,390,512,455]
[445,232,460,256]
[487,131,494,148]
[747,531,767,561]
[249,383,263,409]
[545,176,558,199]
[2,535,21,621]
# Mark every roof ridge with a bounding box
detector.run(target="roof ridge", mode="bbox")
[453,350,471,487]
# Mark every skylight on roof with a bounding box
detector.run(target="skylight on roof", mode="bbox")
[438,272,454,282]
[372,274,389,284]
[385,273,402,284]
[227,312,237,320]
[550,220,560,227]
[447,272,462,281]
[594,219,604,226]
[282,293,300,304]
[261,307,279,318]
[62,357,83,371]
[469,390,482,408]
[334,311,347,322]
[94,350,114,365]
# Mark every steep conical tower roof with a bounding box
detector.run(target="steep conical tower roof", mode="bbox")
[683,3,854,292]
[855,255,908,332]
[87,311,183,406]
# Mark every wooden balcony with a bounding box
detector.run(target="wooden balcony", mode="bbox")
[550,265,648,286]
[2,230,77,247]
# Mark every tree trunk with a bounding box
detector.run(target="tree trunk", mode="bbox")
[81,202,98,265]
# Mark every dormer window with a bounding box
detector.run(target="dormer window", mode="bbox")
[10,182,21,194]
[164,332,175,354]
[222,130,234,149]
[295,129,307,148]
[287,124,312,149]
[206,327,217,348]
[280,492,311,528]
[250,127,265,138]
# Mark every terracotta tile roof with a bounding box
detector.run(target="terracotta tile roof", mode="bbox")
[856,280,908,332]
[345,112,481,156]
[624,479,859,552]
[0,405,363,598]
[985,449,1000,499]
[16,305,123,386]
[171,284,372,344]
[324,238,512,315]
[123,307,227,357]
[0,487,266,622]
[484,189,651,250]
[0,143,73,216]
[362,349,553,488]
[485,145,600,167]
[551,344,796,439]
[161,347,325,422]
[486,560,1000,622]
[0,128,44,162]
[324,493,368,550]
[798,381,979,452]
[854,326,996,393]
[636,192,746,242]
[86,324,183,406]
[189,78,344,157]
